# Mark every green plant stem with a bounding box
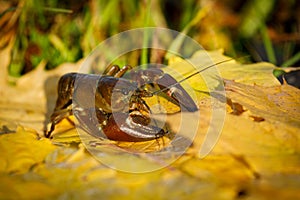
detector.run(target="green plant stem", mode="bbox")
[43,7,73,13]
[260,25,277,64]
[274,51,300,77]
[141,0,151,67]
[282,51,300,67]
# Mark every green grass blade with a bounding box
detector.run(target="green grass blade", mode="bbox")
[282,51,300,67]
[260,25,277,64]
[141,0,152,67]
[165,6,208,59]
[43,7,73,14]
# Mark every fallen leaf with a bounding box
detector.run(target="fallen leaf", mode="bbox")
[0,49,300,199]
[0,126,56,174]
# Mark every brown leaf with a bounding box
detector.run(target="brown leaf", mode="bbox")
[225,80,300,127]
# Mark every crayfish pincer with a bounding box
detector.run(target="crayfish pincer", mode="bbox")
[45,65,198,142]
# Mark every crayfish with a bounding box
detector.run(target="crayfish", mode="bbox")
[45,64,198,142]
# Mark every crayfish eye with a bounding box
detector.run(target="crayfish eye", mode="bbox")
[121,88,129,95]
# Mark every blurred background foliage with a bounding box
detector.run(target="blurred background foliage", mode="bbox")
[0,0,299,86]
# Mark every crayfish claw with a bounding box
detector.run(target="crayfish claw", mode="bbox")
[156,73,198,112]
[102,113,167,142]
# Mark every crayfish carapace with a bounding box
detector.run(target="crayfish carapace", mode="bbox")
[45,64,198,142]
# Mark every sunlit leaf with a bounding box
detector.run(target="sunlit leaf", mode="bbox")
[0,126,56,174]
[0,49,300,199]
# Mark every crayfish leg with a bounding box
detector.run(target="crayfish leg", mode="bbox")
[103,64,132,78]
[44,107,74,138]
[103,65,120,76]
[114,65,132,78]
